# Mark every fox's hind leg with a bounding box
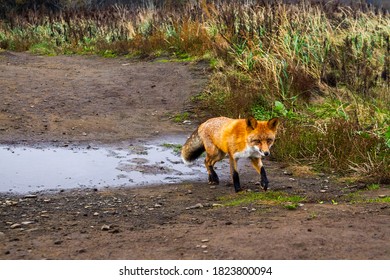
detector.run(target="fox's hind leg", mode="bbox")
[204,146,225,185]
[250,157,269,191]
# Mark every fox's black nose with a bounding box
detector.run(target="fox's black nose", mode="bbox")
[263,151,270,156]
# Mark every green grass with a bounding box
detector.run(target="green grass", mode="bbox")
[161,143,182,154]
[366,196,390,203]
[367,184,380,191]
[172,112,190,123]
[29,42,57,56]
[218,191,305,209]
[100,50,117,58]
[343,185,390,204]
[347,194,390,204]
[155,52,199,63]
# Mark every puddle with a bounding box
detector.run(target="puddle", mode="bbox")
[0,139,208,194]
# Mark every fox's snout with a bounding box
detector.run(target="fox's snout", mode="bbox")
[252,145,270,157]
[258,149,270,157]
[255,143,271,157]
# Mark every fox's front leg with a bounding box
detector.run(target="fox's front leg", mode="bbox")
[260,166,269,191]
[229,156,242,192]
[250,158,269,191]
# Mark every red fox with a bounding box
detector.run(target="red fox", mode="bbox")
[181,116,279,192]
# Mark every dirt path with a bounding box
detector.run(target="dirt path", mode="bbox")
[0,51,207,144]
[0,52,389,260]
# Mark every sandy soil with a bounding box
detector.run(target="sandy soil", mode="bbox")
[0,51,389,260]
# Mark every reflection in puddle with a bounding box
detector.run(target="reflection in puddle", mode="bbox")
[0,142,207,194]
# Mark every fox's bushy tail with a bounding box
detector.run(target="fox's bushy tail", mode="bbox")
[181,128,205,165]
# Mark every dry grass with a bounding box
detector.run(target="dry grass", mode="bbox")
[274,119,390,183]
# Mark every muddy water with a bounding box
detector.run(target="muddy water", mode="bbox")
[0,139,208,194]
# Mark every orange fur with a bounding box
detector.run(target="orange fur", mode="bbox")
[181,116,279,192]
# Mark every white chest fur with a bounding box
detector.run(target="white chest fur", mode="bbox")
[233,145,263,159]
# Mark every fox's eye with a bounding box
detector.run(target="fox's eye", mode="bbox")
[267,138,274,144]
[252,139,260,144]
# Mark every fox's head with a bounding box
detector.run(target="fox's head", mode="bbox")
[246,116,279,157]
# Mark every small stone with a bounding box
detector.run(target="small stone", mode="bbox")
[201,239,209,243]
[320,190,327,193]
[21,221,34,225]
[212,203,223,207]
[5,200,18,206]
[186,203,204,210]
[201,245,208,249]
[154,203,162,208]
[24,194,37,198]
[10,223,21,229]
[101,225,110,231]
[82,132,88,136]
[378,195,387,198]
[93,212,99,216]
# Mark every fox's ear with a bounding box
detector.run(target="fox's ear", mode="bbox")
[267,117,279,131]
[246,116,258,130]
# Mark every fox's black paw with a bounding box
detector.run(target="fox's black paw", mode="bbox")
[208,176,219,185]
[208,180,219,185]
[208,169,219,185]
[261,179,269,191]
